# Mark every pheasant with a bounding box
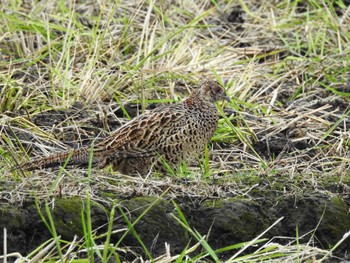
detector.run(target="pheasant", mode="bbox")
[19,80,230,175]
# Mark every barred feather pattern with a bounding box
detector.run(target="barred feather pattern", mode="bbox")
[19,80,229,175]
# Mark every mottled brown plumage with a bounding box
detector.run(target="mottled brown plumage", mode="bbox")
[19,80,229,175]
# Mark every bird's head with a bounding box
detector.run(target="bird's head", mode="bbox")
[196,80,230,103]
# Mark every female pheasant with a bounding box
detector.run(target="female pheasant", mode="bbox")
[19,80,229,175]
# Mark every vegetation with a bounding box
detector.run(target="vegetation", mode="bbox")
[0,0,350,261]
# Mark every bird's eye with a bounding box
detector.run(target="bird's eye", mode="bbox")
[212,85,222,94]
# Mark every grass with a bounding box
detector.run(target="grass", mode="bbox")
[1,0,350,261]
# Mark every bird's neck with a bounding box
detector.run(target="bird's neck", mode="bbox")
[184,95,211,110]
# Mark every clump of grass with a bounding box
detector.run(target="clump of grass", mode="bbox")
[1,0,350,261]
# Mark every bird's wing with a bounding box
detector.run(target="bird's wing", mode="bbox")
[92,106,186,158]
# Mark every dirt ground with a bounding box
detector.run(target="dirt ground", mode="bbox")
[1,0,350,261]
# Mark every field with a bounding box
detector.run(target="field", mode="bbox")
[1,0,350,262]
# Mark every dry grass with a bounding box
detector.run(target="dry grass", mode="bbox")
[1,0,350,261]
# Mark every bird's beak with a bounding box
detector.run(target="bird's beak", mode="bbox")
[223,94,230,102]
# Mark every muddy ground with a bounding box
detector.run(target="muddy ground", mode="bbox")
[0,192,349,261]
